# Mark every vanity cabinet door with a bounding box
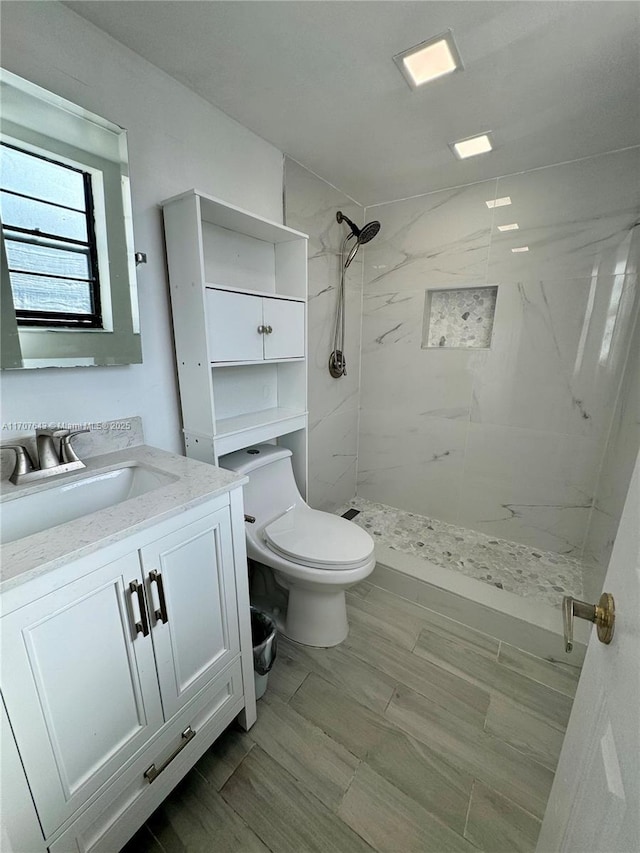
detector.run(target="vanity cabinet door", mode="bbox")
[262,298,305,360]
[0,552,163,837]
[140,508,240,721]
[206,289,264,362]
[205,288,305,363]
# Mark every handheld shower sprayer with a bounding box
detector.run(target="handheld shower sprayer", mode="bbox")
[329,211,381,378]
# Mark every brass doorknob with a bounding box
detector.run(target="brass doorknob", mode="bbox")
[562,593,615,653]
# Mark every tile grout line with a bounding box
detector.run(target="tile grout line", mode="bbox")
[193,765,211,787]
[382,681,400,715]
[217,748,281,853]
[475,777,545,827]
[286,668,312,705]
[414,611,577,702]
[462,779,475,843]
[143,822,168,853]
[416,642,570,733]
[496,654,580,699]
[482,721,562,775]
[406,635,572,735]
[368,583,507,650]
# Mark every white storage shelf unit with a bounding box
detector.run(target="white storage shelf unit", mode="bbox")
[162,190,309,491]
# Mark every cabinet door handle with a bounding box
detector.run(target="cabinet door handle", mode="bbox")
[129,580,150,637]
[149,570,169,624]
[265,325,273,334]
[257,325,266,334]
[144,726,196,783]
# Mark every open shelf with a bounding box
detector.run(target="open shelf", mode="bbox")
[216,406,307,435]
[214,408,307,456]
[211,358,304,367]
[162,189,306,244]
[205,283,305,303]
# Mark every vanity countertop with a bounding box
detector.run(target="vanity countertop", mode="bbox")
[0,444,246,591]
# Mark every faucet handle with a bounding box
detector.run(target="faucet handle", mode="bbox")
[35,427,69,438]
[60,429,90,464]
[35,427,69,469]
[2,444,36,484]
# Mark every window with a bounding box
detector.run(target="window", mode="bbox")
[0,141,102,328]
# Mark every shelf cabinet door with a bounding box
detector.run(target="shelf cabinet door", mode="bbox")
[0,552,163,837]
[263,298,305,360]
[206,289,263,362]
[140,509,240,721]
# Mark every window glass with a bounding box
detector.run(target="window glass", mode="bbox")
[1,190,88,242]
[4,240,90,280]
[0,141,100,327]
[10,274,93,315]
[1,144,86,209]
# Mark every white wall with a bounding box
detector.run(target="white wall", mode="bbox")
[0,2,283,452]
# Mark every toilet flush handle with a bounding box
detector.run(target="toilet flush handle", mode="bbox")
[244,514,256,524]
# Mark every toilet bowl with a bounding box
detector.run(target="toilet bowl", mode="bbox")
[219,444,375,647]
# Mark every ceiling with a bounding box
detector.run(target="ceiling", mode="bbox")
[64,1,640,206]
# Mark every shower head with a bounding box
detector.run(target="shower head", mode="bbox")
[336,211,381,245]
[358,220,381,244]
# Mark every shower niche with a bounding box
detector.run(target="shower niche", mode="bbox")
[162,189,309,492]
[422,285,498,349]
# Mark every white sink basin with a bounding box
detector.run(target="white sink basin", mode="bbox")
[0,464,178,544]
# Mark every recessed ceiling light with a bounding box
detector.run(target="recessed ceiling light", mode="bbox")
[393,29,463,89]
[451,133,493,160]
[485,196,512,209]
[511,246,529,253]
[497,223,519,232]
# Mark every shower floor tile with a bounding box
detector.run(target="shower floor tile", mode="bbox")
[338,498,586,607]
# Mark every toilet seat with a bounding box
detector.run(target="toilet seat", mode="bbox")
[264,504,374,571]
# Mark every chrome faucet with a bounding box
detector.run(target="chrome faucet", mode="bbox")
[2,428,89,485]
[36,428,68,470]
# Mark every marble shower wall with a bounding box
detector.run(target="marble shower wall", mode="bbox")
[583,305,640,590]
[359,147,640,558]
[284,158,364,511]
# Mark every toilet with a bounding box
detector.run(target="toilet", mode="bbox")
[220,444,375,647]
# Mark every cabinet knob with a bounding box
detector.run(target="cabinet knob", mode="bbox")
[265,325,273,334]
[257,325,266,334]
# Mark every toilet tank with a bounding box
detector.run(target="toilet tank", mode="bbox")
[219,444,302,522]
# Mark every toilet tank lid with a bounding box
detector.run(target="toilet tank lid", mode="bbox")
[218,444,292,475]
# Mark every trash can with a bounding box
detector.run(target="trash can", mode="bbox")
[250,607,277,700]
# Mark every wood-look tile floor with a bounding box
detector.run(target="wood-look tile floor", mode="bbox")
[122,583,580,853]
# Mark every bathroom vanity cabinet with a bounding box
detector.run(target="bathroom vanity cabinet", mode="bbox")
[162,190,309,493]
[0,485,254,853]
